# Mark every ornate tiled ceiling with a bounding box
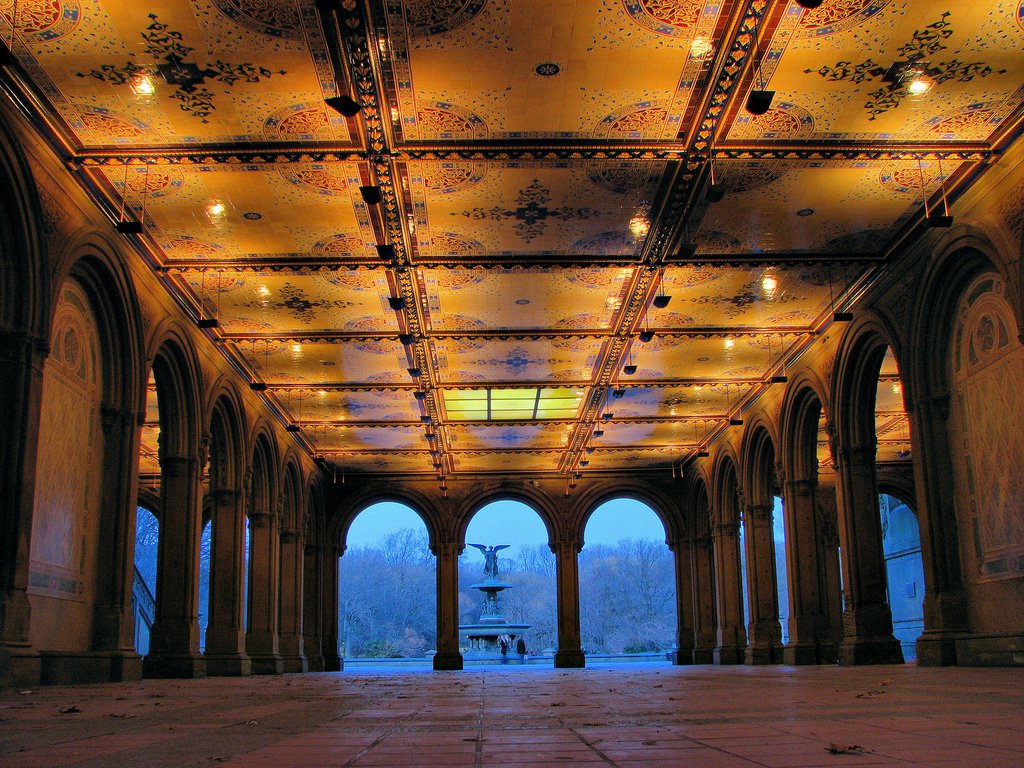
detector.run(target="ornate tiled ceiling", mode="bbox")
[3,0,1021,481]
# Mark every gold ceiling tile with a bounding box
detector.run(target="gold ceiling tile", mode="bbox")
[435,338,598,384]
[237,340,411,386]
[447,423,572,451]
[315,424,424,452]
[294,389,421,424]
[453,451,563,474]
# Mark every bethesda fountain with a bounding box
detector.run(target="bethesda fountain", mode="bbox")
[458,543,529,659]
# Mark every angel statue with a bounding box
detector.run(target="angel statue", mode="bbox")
[468,543,509,579]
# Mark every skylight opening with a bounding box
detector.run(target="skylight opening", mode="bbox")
[444,387,582,421]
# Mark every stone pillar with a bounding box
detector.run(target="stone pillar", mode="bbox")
[668,536,695,664]
[321,546,342,672]
[246,502,283,674]
[432,539,463,670]
[909,393,968,666]
[712,519,746,664]
[553,535,585,668]
[278,527,307,672]
[833,439,903,665]
[0,331,47,686]
[89,404,144,680]
[303,543,324,671]
[743,502,782,664]
[144,452,206,678]
[691,533,717,664]
[781,478,833,664]
[815,479,844,654]
[204,485,250,676]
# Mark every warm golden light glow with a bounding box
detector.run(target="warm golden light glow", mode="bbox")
[206,200,226,219]
[129,74,155,96]
[628,214,650,239]
[724,338,735,349]
[762,275,778,293]
[907,76,934,96]
[689,36,714,60]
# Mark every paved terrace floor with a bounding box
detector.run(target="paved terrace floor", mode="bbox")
[1,663,1022,767]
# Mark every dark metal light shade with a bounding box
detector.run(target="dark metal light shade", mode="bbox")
[398,333,414,345]
[927,212,954,228]
[623,363,637,375]
[677,241,697,259]
[746,89,775,115]
[652,294,672,309]
[375,244,395,260]
[115,220,144,234]
[387,296,405,310]
[638,330,654,343]
[325,94,361,116]
[729,417,744,426]
[696,449,710,458]
[197,317,219,329]
[795,0,824,8]
[420,415,431,423]
[359,185,382,205]
[770,374,788,384]
[602,412,613,420]
[833,311,854,322]
[407,366,421,377]
[413,390,427,400]
[705,183,725,203]
[612,388,625,398]
[593,429,604,437]
[249,381,267,392]
[285,424,301,433]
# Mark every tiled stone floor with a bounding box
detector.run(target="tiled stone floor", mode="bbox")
[1,663,1022,767]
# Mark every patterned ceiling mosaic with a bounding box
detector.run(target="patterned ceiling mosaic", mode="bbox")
[6,0,1019,479]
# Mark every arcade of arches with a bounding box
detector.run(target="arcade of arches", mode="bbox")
[2,1,1024,690]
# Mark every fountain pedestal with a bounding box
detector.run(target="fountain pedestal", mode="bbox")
[459,576,530,658]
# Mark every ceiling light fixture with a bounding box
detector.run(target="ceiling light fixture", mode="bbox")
[828,263,854,322]
[705,150,725,202]
[375,244,395,260]
[593,428,604,437]
[196,269,221,329]
[398,333,413,345]
[325,94,362,117]
[745,26,774,115]
[359,185,382,205]
[795,0,824,8]
[413,390,427,401]
[922,155,953,228]
[612,388,625,398]
[387,296,405,310]
[114,161,145,234]
[407,366,421,378]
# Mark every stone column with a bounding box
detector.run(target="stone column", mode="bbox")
[303,543,324,671]
[89,404,144,680]
[432,539,463,670]
[0,330,47,686]
[144,452,206,678]
[712,519,746,664]
[321,546,342,672]
[553,535,585,668]
[815,479,844,653]
[246,502,283,674]
[781,478,832,664]
[278,527,307,672]
[691,533,717,664]
[909,393,968,666]
[833,438,903,665]
[204,485,250,676]
[668,536,695,664]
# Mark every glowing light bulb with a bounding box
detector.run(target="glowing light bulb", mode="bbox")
[129,74,155,97]
[206,200,226,219]
[891,381,902,394]
[762,275,778,293]
[689,36,714,60]
[724,338,735,350]
[629,214,650,239]
[907,76,934,97]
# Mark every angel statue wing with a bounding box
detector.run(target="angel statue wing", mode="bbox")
[493,545,511,552]
[467,543,489,553]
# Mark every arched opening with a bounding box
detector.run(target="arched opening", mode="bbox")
[711,456,747,664]
[338,501,435,663]
[198,516,211,652]
[580,498,674,660]
[133,504,159,656]
[460,500,554,664]
[879,493,924,661]
[246,433,282,674]
[772,494,789,646]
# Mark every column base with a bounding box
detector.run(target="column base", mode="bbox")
[554,649,585,668]
[783,641,830,666]
[838,635,904,666]
[952,632,1024,666]
[916,631,959,666]
[323,655,342,672]
[713,645,744,665]
[250,654,284,675]
[0,645,40,687]
[745,642,780,665]
[668,649,693,665]
[281,655,308,673]
[432,651,463,671]
[37,650,142,685]
[305,653,325,672]
[143,652,207,678]
[692,646,715,664]
[204,653,252,676]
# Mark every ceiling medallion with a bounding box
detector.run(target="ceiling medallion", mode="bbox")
[535,62,561,77]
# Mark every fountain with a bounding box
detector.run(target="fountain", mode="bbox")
[459,544,530,660]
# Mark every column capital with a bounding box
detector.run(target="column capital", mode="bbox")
[429,539,464,557]
[549,536,582,556]
[785,478,816,497]
[744,502,773,523]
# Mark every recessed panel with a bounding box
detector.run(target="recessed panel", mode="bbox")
[436,339,598,383]
[448,424,572,451]
[237,340,411,385]
[453,451,563,473]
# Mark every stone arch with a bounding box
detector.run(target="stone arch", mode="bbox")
[331,485,440,552]
[280,455,304,533]
[573,480,680,546]
[248,427,279,519]
[455,486,558,549]
[780,372,829,487]
[711,448,741,526]
[149,330,204,461]
[206,383,247,495]
[829,314,906,665]
[740,421,779,506]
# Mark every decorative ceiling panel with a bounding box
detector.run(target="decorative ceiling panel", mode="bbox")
[403,161,667,257]
[315,424,424,452]
[453,451,565,474]
[6,1,350,146]
[423,266,634,332]
[658,264,859,328]
[285,389,422,424]
[240,340,411,385]
[375,0,728,142]
[448,423,573,452]
[728,1,1024,145]
[435,337,599,384]
[180,270,399,334]
[698,159,965,254]
[606,384,758,419]
[322,453,431,474]
[614,335,800,382]
[594,420,703,448]
[584,447,680,470]
[98,162,372,260]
